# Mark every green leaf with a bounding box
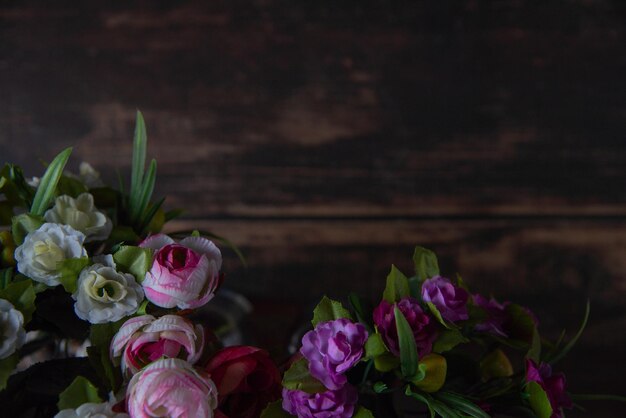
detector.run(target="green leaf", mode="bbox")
[0,268,13,290]
[0,354,18,390]
[382,264,410,303]
[57,376,102,410]
[412,246,439,282]
[374,352,400,372]
[373,381,388,393]
[88,321,124,392]
[282,358,326,394]
[311,296,352,327]
[90,321,123,348]
[504,303,537,346]
[113,245,154,283]
[395,305,419,379]
[436,392,491,418]
[549,300,590,365]
[525,381,553,418]
[527,327,541,362]
[348,292,370,330]
[260,400,294,418]
[56,175,88,197]
[139,197,165,234]
[11,213,44,246]
[433,328,468,353]
[365,332,388,359]
[108,226,141,245]
[0,279,36,323]
[425,301,454,330]
[31,148,73,216]
[0,201,14,225]
[129,110,147,219]
[132,159,157,225]
[57,257,91,294]
[353,406,375,418]
[404,386,436,418]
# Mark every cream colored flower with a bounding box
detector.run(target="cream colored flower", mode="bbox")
[73,259,144,324]
[0,298,26,359]
[54,401,129,418]
[15,223,87,286]
[44,193,112,242]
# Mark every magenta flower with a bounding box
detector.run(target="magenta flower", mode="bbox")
[421,276,469,323]
[300,319,367,390]
[110,314,205,376]
[473,294,509,337]
[526,359,572,418]
[139,234,222,309]
[373,298,436,357]
[282,385,358,418]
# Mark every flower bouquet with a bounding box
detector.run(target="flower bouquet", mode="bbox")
[0,112,280,418]
[0,112,623,418]
[264,248,595,418]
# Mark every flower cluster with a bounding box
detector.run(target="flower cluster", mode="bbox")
[0,113,281,418]
[276,248,585,418]
[0,113,608,418]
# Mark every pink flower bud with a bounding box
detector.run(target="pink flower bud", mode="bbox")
[111,314,205,376]
[140,234,222,309]
[127,358,218,418]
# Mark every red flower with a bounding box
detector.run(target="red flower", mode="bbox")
[206,346,282,418]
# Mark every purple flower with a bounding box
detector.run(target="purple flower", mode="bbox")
[473,294,509,337]
[282,385,358,418]
[373,298,436,357]
[300,319,368,390]
[421,276,469,323]
[526,359,573,418]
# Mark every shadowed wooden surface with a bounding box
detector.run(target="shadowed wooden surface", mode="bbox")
[1,1,626,416]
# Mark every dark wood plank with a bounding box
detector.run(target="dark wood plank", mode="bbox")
[1,0,625,217]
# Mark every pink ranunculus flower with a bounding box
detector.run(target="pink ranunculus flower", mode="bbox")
[139,234,222,309]
[110,314,205,376]
[127,358,218,418]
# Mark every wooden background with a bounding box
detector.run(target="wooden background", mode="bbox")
[1,1,625,416]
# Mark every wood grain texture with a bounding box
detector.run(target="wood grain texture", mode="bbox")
[1,1,625,415]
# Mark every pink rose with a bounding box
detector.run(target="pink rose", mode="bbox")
[127,358,218,418]
[205,346,282,418]
[110,314,205,375]
[140,234,222,309]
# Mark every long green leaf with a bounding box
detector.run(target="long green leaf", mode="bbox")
[30,148,72,215]
[131,159,156,224]
[549,300,590,365]
[138,196,165,234]
[395,305,419,379]
[129,110,147,213]
[437,393,490,418]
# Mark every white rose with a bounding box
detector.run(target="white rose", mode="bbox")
[44,193,112,242]
[15,223,87,286]
[54,401,129,418]
[73,259,144,324]
[0,298,26,359]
